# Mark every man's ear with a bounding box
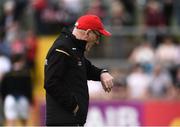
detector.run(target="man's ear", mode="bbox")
[83,29,91,40]
[85,29,91,36]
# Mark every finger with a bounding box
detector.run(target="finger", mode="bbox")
[102,81,111,92]
[102,83,107,90]
[110,80,114,88]
[105,86,109,92]
[106,80,113,89]
[105,87,110,92]
[102,85,108,92]
[107,88,111,93]
[105,88,109,93]
[104,81,109,89]
[104,88,108,92]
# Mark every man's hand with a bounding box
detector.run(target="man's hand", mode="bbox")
[100,72,114,93]
[73,105,79,116]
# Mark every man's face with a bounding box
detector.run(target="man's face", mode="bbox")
[85,30,101,51]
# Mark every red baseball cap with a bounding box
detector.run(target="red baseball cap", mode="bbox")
[75,15,111,36]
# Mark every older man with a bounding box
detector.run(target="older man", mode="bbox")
[44,14,114,126]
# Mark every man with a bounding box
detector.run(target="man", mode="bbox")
[44,14,114,126]
[0,54,33,126]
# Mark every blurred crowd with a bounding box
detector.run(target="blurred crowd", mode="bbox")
[0,0,180,125]
[110,36,180,101]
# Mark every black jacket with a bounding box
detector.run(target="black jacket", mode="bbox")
[0,69,33,103]
[44,28,102,126]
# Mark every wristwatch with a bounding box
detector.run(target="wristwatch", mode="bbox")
[101,69,108,74]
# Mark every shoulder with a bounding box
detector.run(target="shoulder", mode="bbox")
[47,31,77,58]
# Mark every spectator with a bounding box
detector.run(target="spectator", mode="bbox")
[38,0,79,34]
[0,54,33,126]
[25,30,37,70]
[144,0,165,27]
[143,0,165,46]
[85,0,107,21]
[121,0,136,25]
[109,0,131,26]
[31,0,47,34]
[1,0,19,45]
[129,41,155,73]
[147,64,173,99]
[14,0,28,22]
[0,52,11,126]
[155,36,179,68]
[162,0,173,26]
[62,0,83,15]
[126,64,151,100]
[0,31,11,57]
[174,0,180,27]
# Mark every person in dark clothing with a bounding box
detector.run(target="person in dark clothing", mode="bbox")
[0,54,33,126]
[44,14,114,126]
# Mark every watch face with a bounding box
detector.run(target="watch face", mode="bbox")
[101,69,108,73]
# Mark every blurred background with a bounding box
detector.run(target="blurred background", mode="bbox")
[0,0,180,126]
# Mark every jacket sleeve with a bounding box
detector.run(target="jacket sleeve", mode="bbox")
[85,58,103,81]
[44,49,77,113]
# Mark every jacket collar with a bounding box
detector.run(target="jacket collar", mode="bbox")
[61,28,86,53]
